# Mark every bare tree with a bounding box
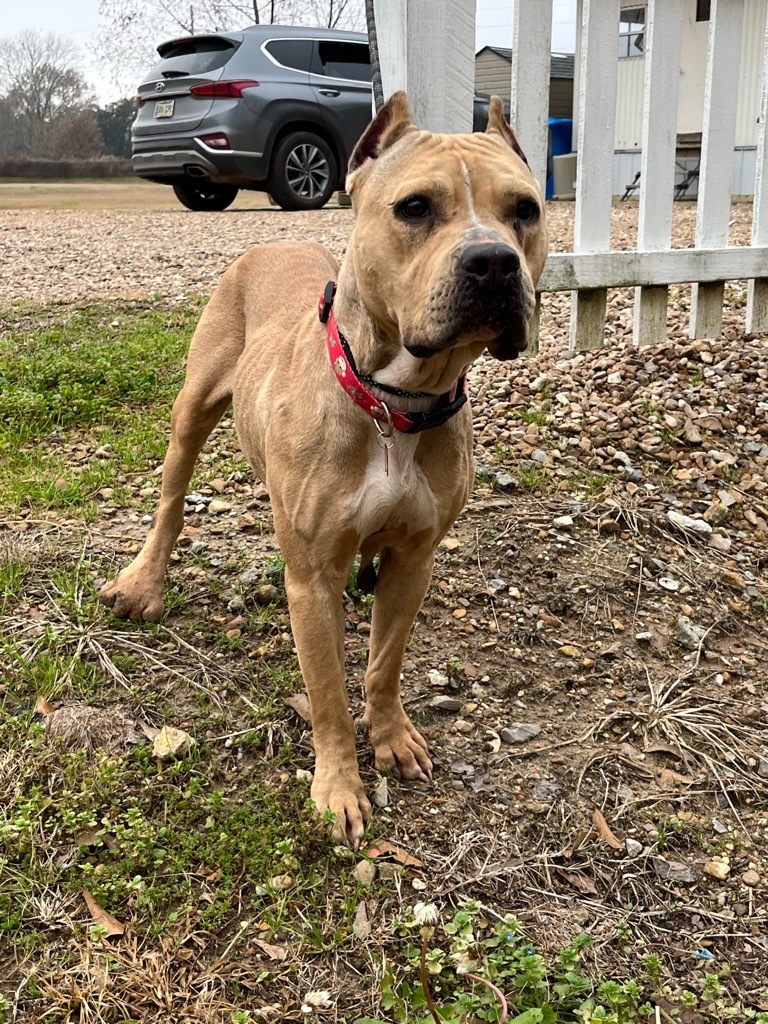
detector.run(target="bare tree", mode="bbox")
[0,29,98,157]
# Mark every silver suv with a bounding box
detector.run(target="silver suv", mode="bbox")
[133,25,497,211]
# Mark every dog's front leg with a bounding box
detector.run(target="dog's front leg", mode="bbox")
[362,546,434,782]
[284,564,372,848]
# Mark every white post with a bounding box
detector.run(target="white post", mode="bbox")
[632,0,684,347]
[689,0,745,339]
[747,11,768,334]
[373,0,475,134]
[569,0,620,352]
[511,0,553,192]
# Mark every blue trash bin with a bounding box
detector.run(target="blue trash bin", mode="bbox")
[547,117,573,199]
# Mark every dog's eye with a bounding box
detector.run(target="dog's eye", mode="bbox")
[396,195,432,221]
[515,199,539,223]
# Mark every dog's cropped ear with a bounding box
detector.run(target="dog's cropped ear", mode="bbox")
[347,91,415,181]
[485,96,530,169]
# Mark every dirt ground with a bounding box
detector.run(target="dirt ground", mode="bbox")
[0,185,766,1021]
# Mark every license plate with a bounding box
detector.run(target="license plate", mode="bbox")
[154,99,175,118]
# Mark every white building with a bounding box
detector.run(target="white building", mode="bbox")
[612,0,766,195]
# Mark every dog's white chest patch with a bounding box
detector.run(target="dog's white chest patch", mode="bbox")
[344,431,436,539]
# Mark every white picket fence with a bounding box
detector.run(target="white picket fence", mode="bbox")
[373,0,768,350]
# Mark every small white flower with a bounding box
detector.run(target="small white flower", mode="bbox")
[301,990,333,1014]
[412,901,439,927]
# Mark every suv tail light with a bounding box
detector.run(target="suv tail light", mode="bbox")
[135,95,146,107]
[190,80,259,98]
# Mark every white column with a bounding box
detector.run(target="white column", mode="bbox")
[632,0,684,347]
[569,0,620,352]
[746,9,768,334]
[689,0,745,339]
[373,0,475,134]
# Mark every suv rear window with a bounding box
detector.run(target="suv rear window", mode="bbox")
[317,41,371,82]
[264,38,313,72]
[153,37,237,77]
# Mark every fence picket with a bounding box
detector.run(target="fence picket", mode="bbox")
[570,0,620,352]
[747,10,768,334]
[633,0,684,347]
[689,0,746,339]
[511,0,553,193]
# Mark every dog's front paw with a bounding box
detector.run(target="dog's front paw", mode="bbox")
[368,715,433,783]
[99,571,165,623]
[311,769,371,849]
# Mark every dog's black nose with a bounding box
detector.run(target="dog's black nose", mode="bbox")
[459,244,520,288]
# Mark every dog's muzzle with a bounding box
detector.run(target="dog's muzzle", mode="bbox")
[404,242,532,361]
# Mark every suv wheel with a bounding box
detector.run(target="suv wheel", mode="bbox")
[172,181,239,211]
[268,132,337,211]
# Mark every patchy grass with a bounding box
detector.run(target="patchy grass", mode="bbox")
[0,302,202,517]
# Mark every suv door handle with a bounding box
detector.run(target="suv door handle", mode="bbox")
[319,89,340,97]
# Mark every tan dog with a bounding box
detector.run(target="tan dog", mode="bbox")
[99,92,547,847]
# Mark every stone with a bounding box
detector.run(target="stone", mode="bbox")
[651,858,699,884]
[553,515,574,528]
[152,726,195,760]
[500,722,541,744]
[256,584,280,605]
[440,536,461,551]
[208,499,232,514]
[674,615,707,650]
[625,838,644,858]
[430,695,462,712]
[353,859,377,886]
[269,874,295,890]
[427,669,450,689]
[558,645,580,658]
[704,859,730,880]
[494,472,517,491]
[741,869,760,887]
[667,510,712,536]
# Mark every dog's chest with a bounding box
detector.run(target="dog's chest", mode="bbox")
[343,432,437,540]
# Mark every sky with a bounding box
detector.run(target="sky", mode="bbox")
[0,0,578,105]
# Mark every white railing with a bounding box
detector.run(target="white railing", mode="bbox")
[374,0,768,349]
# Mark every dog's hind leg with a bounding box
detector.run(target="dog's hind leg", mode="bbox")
[362,544,434,782]
[99,299,242,621]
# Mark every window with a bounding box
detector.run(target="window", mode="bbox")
[316,41,371,82]
[264,39,313,73]
[696,0,711,21]
[154,37,236,76]
[618,7,645,58]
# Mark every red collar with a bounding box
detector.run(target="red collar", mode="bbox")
[318,281,467,435]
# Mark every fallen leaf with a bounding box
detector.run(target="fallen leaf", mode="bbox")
[138,720,160,740]
[35,696,55,716]
[591,809,623,850]
[364,840,424,869]
[554,868,598,894]
[82,889,124,937]
[284,693,312,723]
[253,939,288,960]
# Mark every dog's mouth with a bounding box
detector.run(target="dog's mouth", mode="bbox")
[404,321,529,361]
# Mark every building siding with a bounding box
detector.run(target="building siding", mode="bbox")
[616,0,765,149]
[474,50,575,119]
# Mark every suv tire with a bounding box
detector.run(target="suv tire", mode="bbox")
[172,181,239,211]
[268,131,338,210]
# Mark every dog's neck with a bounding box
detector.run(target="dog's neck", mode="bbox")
[334,262,481,412]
